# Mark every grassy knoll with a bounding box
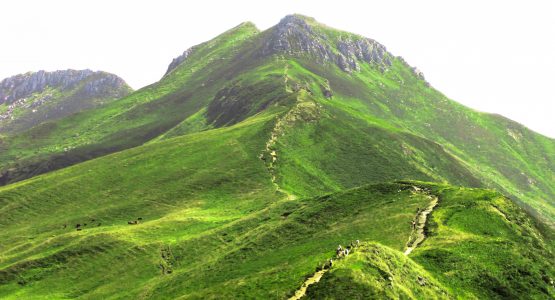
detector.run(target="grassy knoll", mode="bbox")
[410,183,555,299]
[305,242,451,299]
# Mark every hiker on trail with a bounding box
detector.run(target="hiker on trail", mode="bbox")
[335,249,345,258]
[411,220,416,230]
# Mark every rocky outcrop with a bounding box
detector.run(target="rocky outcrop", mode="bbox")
[261,15,392,73]
[0,70,131,133]
[336,37,391,72]
[0,70,129,105]
[164,47,197,76]
[77,72,131,98]
[262,15,327,57]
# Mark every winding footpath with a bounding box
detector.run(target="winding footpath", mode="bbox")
[288,189,439,299]
[260,112,297,201]
[288,270,327,300]
[259,64,299,201]
[404,194,439,255]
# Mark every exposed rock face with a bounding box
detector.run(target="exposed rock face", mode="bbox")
[261,15,392,72]
[0,70,128,105]
[336,37,391,72]
[262,15,325,56]
[164,47,197,76]
[0,70,131,133]
[77,72,131,98]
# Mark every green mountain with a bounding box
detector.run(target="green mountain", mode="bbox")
[0,70,132,134]
[0,15,553,299]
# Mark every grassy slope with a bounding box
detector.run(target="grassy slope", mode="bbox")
[305,242,451,299]
[301,185,554,300]
[410,183,555,299]
[0,72,132,135]
[0,22,261,184]
[287,52,555,222]
[253,51,555,223]
[0,147,552,299]
[2,15,554,225]
[0,111,278,298]
[0,109,433,298]
[0,14,553,299]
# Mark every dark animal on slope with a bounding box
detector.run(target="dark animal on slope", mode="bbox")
[336,249,345,258]
[324,259,333,269]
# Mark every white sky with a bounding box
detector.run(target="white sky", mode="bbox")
[1,0,554,137]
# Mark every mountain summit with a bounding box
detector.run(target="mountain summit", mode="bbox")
[0,69,131,134]
[0,15,553,299]
[261,14,392,72]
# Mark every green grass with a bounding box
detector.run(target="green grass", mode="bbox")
[410,183,555,298]
[0,74,132,135]
[1,15,554,227]
[0,14,554,299]
[1,157,552,298]
[0,109,434,298]
[0,22,262,183]
[305,242,451,299]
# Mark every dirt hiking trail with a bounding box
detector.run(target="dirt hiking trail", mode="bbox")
[404,194,439,255]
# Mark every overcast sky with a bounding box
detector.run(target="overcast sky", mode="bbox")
[1,0,554,137]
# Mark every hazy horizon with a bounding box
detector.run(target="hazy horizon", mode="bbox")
[1,0,554,138]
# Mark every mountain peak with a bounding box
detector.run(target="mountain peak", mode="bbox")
[164,21,260,77]
[0,69,131,133]
[261,15,392,72]
[276,14,316,28]
[0,69,130,105]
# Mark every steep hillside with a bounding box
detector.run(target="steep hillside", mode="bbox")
[0,22,261,184]
[0,14,554,299]
[303,181,555,299]
[410,183,555,298]
[1,15,553,225]
[304,242,451,299]
[0,70,131,134]
[0,128,552,299]
[249,15,555,222]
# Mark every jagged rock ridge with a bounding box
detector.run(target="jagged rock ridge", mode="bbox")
[0,69,128,105]
[0,70,131,133]
[164,15,395,77]
[261,15,392,72]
